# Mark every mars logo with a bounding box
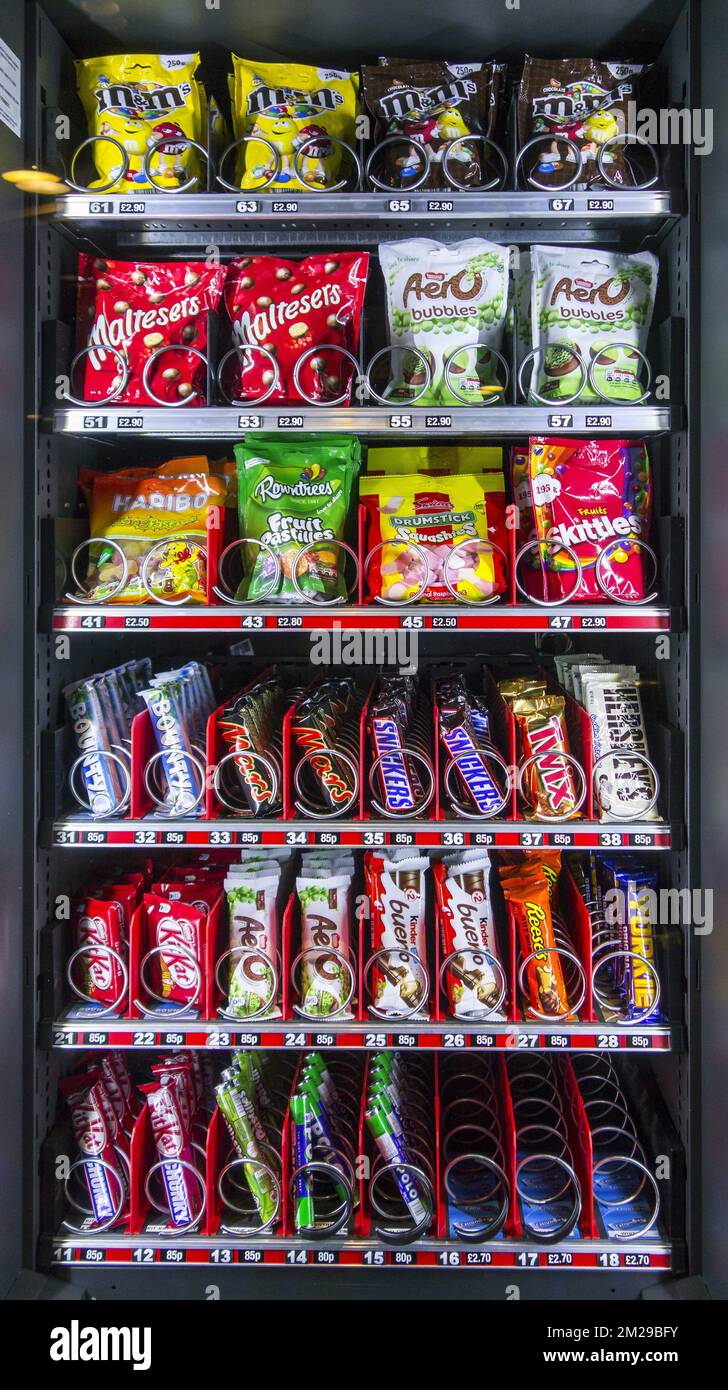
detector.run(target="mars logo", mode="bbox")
[50,1321,152,1371]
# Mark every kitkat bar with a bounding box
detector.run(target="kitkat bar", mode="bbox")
[76,254,226,406]
[223,252,368,404]
[143,894,206,1007]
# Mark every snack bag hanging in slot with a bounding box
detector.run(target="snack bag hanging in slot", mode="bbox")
[235,435,360,604]
[76,254,225,405]
[378,239,509,406]
[362,60,504,190]
[517,57,648,190]
[527,436,653,602]
[223,252,368,405]
[75,53,204,192]
[78,459,226,604]
[230,58,359,191]
[360,470,507,604]
[529,246,658,404]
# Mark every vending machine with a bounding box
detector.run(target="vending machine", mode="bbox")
[0,0,725,1309]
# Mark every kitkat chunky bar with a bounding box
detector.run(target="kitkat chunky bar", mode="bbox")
[76,255,225,405]
[517,57,648,189]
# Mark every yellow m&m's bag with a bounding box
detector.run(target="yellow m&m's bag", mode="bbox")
[75,53,204,192]
[229,58,359,192]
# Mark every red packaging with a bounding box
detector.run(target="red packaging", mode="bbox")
[151,1057,196,1133]
[224,252,368,404]
[151,881,221,913]
[144,893,206,1007]
[60,1073,129,1226]
[100,1052,138,1137]
[528,437,653,603]
[72,896,126,1007]
[77,254,226,406]
[139,1078,199,1228]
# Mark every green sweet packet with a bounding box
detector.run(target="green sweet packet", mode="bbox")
[529,246,658,405]
[235,434,361,604]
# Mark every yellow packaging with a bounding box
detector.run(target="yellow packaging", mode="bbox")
[366,445,503,474]
[75,53,203,192]
[360,471,508,604]
[230,57,359,191]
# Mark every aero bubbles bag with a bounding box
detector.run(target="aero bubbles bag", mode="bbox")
[75,53,204,192]
[529,246,658,404]
[379,238,509,406]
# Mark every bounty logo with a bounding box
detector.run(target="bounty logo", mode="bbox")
[50,1320,152,1371]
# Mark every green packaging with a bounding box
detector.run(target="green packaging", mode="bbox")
[235,435,361,604]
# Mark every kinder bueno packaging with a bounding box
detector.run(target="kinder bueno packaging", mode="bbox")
[75,53,205,193]
[363,60,505,190]
[526,437,652,603]
[72,896,126,1008]
[378,238,509,406]
[435,855,507,1020]
[366,853,430,1019]
[518,57,648,190]
[140,1078,200,1228]
[143,894,206,1009]
[223,252,368,404]
[528,246,658,404]
[60,1072,129,1227]
[360,469,507,604]
[76,254,225,405]
[229,58,359,192]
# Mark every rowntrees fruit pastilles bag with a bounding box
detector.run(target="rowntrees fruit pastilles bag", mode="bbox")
[529,246,658,404]
[235,435,360,604]
[378,238,510,407]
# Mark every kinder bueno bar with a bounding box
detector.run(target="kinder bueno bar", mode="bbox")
[435,855,507,1020]
[61,1073,128,1227]
[140,1079,200,1228]
[77,255,225,405]
[526,437,652,603]
[367,853,430,1018]
[224,252,368,404]
[144,894,205,1008]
